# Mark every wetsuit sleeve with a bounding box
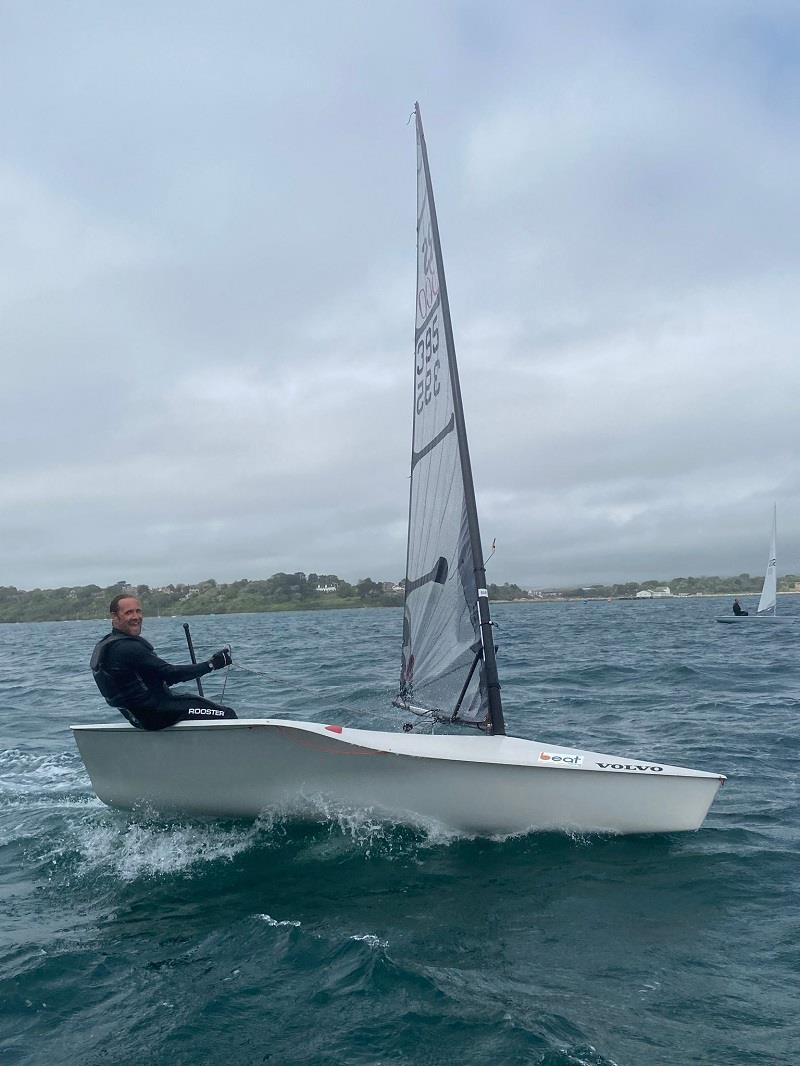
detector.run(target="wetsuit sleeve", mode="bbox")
[108,639,212,687]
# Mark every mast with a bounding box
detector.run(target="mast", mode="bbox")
[414,103,505,735]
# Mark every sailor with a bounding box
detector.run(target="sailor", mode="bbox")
[90,594,238,730]
[732,598,748,616]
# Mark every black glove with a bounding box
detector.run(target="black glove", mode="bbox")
[208,647,232,670]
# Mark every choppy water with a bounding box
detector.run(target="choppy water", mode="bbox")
[1,598,798,1065]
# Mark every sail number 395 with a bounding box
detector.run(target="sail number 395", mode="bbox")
[416,320,441,414]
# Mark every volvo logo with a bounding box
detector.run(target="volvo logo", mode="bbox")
[596,762,664,772]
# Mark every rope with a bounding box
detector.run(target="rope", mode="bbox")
[210,647,292,693]
[226,660,290,685]
[214,645,286,700]
[220,644,231,700]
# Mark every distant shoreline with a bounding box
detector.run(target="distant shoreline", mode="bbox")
[496,591,800,603]
[4,590,798,625]
[2,574,796,624]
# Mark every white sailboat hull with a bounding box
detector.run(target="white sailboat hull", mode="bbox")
[716,614,787,623]
[71,719,724,835]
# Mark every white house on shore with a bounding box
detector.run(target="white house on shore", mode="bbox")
[636,586,672,598]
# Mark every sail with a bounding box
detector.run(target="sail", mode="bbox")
[398,105,504,734]
[757,505,777,615]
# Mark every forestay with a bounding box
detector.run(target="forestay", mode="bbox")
[398,105,504,733]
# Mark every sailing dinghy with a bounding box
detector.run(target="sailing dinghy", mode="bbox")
[717,505,788,623]
[72,105,725,835]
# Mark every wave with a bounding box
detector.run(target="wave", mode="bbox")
[257,913,302,928]
[29,800,463,886]
[0,748,89,798]
[68,815,267,882]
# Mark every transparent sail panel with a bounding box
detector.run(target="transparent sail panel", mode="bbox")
[757,507,777,615]
[398,114,487,726]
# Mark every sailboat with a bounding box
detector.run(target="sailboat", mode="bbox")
[716,505,788,623]
[71,105,725,835]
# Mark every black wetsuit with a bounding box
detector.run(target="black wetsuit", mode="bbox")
[91,630,237,730]
[732,602,748,616]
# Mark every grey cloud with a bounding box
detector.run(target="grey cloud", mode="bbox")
[3,2,800,590]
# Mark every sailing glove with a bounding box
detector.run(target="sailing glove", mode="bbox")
[209,648,233,670]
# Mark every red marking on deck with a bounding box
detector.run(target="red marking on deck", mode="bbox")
[325,725,343,733]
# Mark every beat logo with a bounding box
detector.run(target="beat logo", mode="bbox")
[538,751,583,767]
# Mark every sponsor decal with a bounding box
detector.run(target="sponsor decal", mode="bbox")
[538,751,583,767]
[596,762,664,773]
[188,707,226,717]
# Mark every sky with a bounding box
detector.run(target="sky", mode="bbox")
[3,0,800,591]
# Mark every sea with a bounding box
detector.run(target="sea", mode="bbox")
[1,596,798,1066]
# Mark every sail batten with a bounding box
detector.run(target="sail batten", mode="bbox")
[416,297,442,335]
[411,415,455,469]
[399,104,504,734]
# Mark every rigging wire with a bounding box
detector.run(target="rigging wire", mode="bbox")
[483,537,496,567]
[224,660,291,686]
[220,644,232,700]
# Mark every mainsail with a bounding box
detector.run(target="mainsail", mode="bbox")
[398,104,504,734]
[757,505,777,615]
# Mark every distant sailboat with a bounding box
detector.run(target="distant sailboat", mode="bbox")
[717,505,786,623]
[756,504,778,616]
[71,104,725,834]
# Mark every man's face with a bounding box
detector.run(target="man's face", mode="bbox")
[112,597,143,636]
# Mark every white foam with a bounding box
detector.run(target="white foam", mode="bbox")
[289,791,463,854]
[25,782,475,885]
[70,817,262,881]
[0,749,88,797]
[257,914,301,928]
[349,933,388,948]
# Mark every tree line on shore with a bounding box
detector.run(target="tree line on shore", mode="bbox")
[0,573,402,623]
[0,571,794,623]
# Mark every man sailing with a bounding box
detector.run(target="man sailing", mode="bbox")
[90,594,237,730]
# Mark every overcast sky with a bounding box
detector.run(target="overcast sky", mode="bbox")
[3,1,800,591]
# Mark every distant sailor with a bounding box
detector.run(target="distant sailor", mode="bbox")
[732,598,748,616]
[90,594,237,730]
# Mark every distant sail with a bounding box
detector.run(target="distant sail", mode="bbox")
[399,105,503,732]
[757,505,777,615]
